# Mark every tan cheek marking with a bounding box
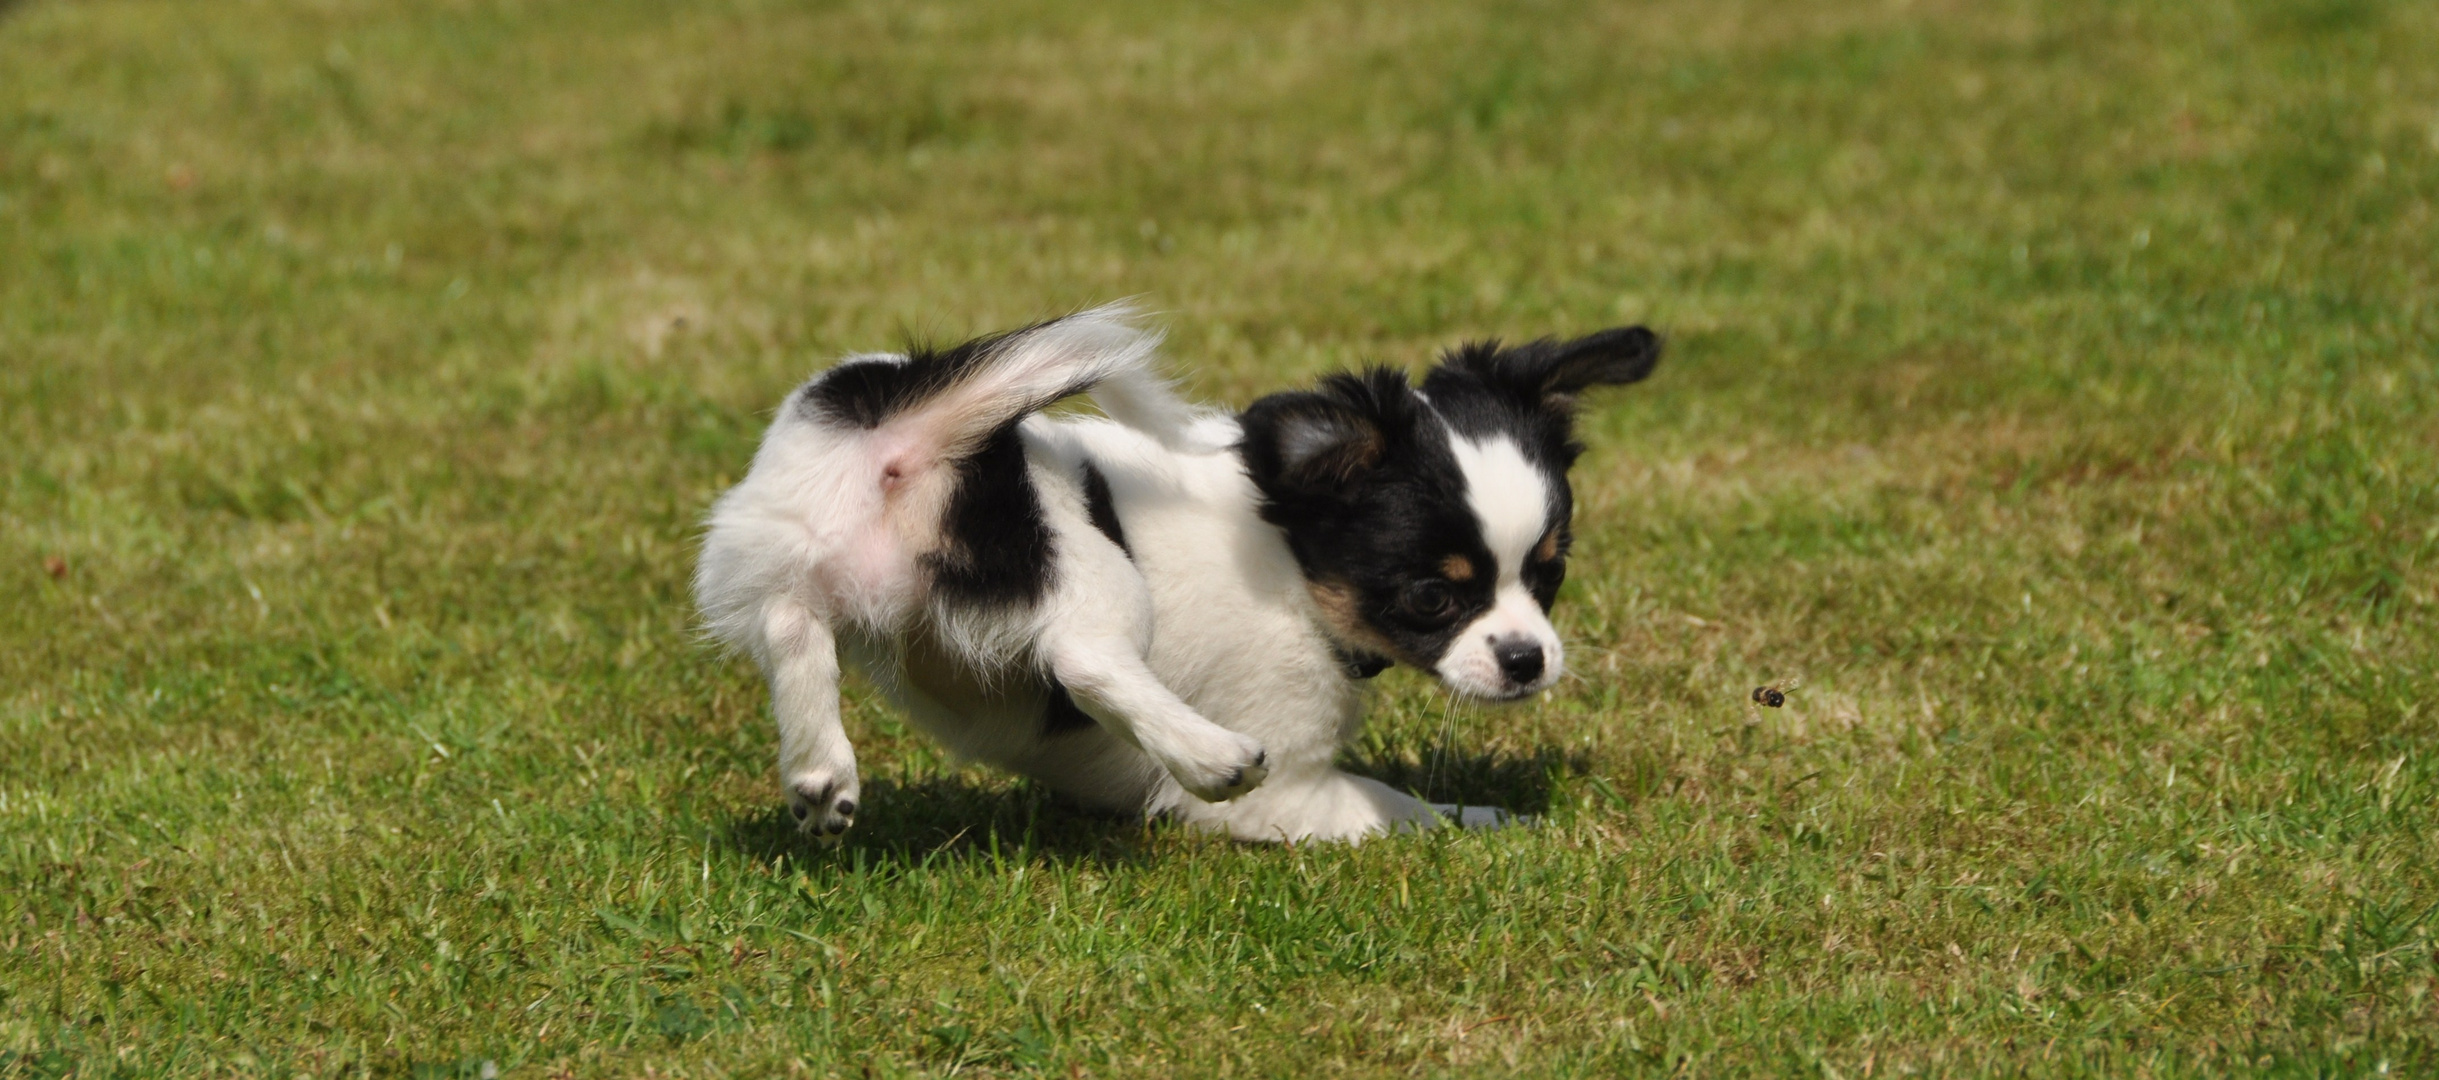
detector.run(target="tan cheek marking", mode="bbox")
[1440,555,1476,582]
[1307,581,1408,659]
[1534,529,1561,563]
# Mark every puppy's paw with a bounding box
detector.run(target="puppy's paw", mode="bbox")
[1170,731,1270,803]
[785,768,861,841]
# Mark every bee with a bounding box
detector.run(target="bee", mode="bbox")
[1751,685,1788,708]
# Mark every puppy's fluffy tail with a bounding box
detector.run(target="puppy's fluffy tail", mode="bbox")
[1089,365,1236,454]
[800,302,1161,461]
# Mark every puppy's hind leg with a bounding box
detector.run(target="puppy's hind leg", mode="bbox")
[758,599,860,837]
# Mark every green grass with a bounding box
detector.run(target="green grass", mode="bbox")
[3,0,2435,1074]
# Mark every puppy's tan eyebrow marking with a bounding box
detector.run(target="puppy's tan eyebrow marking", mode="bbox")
[1533,529,1561,563]
[1440,555,1476,581]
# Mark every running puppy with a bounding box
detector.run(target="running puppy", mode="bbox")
[695,304,1659,842]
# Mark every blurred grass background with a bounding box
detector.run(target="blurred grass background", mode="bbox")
[2,0,2435,1075]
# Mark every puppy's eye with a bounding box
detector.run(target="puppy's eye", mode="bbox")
[1403,580,1457,621]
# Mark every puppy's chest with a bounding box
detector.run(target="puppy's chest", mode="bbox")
[1113,489,1356,724]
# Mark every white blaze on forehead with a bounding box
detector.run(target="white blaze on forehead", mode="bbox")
[1447,435,1549,583]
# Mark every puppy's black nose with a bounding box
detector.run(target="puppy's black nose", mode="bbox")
[1493,639,1544,684]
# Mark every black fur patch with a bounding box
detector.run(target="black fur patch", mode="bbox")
[799,318,1117,611]
[1040,680,1099,735]
[1080,461,1130,556]
[920,421,1055,609]
[1239,369,1497,668]
[1334,645,1394,680]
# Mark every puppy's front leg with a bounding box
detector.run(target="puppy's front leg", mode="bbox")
[1044,634,1269,804]
[759,599,859,837]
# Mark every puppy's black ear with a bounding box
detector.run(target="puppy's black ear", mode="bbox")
[1536,326,1662,396]
[1240,369,1415,498]
[1431,326,1662,412]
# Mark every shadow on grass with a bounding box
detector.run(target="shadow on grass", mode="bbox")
[722,740,1586,869]
[724,773,1153,870]
[1340,738,1589,816]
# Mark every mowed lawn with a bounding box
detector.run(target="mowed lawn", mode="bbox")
[3,0,2435,1075]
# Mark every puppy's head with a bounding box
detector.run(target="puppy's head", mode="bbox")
[1240,327,1660,700]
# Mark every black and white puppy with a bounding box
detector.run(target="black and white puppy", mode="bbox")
[695,305,1658,842]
